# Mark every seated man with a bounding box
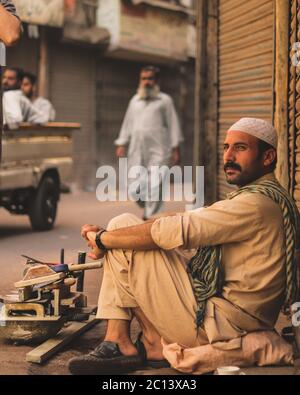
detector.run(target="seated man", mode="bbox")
[2,67,40,128]
[21,71,56,123]
[69,118,300,375]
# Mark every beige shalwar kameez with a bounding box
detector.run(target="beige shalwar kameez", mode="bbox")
[97,173,286,351]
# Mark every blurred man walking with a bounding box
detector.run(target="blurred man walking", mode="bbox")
[115,66,184,220]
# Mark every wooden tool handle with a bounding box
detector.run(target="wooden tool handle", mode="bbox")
[64,278,77,286]
[68,261,103,272]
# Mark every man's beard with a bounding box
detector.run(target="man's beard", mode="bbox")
[224,161,263,187]
[137,84,160,100]
[3,84,19,92]
[26,91,34,99]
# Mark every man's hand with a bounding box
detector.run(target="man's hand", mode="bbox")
[116,145,126,158]
[86,231,106,260]
[81,224,106,259]
[81,224,101,240]
[0,5,21,46]
[171,147,181,166]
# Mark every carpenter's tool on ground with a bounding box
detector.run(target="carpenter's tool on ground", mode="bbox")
[0,251,103,361]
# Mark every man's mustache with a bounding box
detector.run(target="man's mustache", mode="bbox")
[224,162,242,172]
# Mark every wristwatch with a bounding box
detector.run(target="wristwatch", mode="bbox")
[95,229,107,251]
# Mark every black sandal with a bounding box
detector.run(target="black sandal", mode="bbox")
[135,333,171,369]
[68,341,145,375]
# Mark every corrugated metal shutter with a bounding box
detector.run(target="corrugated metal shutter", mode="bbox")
[6,34,39,75]
[96,59,142,169]
[49,44,96,188]
[218,0,275,199]
[288,0,300,210]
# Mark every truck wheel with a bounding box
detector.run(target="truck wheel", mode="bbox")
[29,176,59,231]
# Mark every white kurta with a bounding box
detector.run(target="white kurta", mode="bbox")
[3,90,38,127]
[30,97,56,123]
[115,92,184,218]
[3,91,56,127]
[115,92,183,166]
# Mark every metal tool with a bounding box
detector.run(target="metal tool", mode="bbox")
[0,251,103,344]
[21,255,58,267]
[76,251,86,292]
[60,249,64,264]
[21,255,45,264]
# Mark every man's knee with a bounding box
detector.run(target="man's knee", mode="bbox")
[107,213,142,231]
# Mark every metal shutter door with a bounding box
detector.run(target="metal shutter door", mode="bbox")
[50,44,95,188]
[218,0,275,199]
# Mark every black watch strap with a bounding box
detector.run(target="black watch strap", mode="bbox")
[95,229,107,251]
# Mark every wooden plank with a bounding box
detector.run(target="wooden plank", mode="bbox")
[18,122,81,130]
[52,289,61,317]
[23,265,56,281]
[26,316,100,364]
[14,272,65,288]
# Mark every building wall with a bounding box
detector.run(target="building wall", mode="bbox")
[97,0,191,62]
[6,33,39,76]
[13,0,64,27]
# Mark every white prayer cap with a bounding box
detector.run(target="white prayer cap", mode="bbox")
[228,118,277,148]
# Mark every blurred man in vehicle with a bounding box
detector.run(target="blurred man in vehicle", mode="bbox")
[2,67,42,127]
[21,71,56,123]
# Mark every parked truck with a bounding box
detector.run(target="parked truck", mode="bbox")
[0,122,80,230]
